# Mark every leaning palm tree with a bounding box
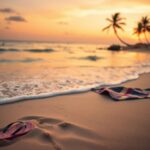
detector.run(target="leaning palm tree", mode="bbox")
[133,22,143,43]
[102,12,130,46]
[140,16,150,44]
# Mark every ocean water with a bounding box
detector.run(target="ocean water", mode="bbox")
[0,41,150,104]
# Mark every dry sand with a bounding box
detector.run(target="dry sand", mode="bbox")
[0,73,150,150]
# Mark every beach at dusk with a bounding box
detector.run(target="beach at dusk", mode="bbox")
[0,0,150,150]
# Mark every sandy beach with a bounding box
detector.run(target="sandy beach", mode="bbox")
[0,73,150,150]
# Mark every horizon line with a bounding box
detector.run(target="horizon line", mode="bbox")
[0,39,109,45]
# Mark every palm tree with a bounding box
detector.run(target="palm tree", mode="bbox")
[133,22,143,43]
[102,12,130,46]
[141,16,150,44]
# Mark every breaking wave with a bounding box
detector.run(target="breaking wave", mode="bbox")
[0,48,55,53]
[0,62,150,104]
[0,58,43,63]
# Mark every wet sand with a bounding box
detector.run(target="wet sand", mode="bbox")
[0,73,150,150]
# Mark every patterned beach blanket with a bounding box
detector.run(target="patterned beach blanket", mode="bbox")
[0,121,35,141]
[92,86,150,101]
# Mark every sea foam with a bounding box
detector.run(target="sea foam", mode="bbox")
[0,62,150,104]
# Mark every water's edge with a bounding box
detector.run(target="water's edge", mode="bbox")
[1,71,148,105]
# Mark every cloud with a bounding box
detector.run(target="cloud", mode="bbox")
[0,8,16,13]
[78,0,150,11]
[5,15,27,22]
[124,0,150,4]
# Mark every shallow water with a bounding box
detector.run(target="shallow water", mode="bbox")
[0,41,150,104]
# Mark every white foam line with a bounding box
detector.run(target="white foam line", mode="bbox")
[0,72,142,105]
[1,66,150,105]
[0,85,96,105]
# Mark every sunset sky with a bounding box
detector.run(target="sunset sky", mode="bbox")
[0,0,150,44]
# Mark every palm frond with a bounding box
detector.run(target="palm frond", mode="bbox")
[106,18,112,23]
[147,26,150,32]
[115,24,124,31]
[102,24,111,31]
[116,17,126,22]
[113,12,120,21]
[119,22,126,25]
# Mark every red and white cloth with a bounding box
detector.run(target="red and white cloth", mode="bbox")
[92,86,150,101]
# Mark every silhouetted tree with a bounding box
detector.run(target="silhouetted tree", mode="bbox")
[140,16,150,44]
[133,22,143,43]
[102,12,130,46]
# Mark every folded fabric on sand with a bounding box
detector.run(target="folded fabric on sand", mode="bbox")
[0,121,35,141]
[92,86,150,101]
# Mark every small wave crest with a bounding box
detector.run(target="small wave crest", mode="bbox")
[24,48,54,53]
[0,58,43,63]
[0,48,55,53]
[0,48,20,52]
[71,55,104,61]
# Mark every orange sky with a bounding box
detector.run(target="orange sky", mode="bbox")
[0,0,150,44]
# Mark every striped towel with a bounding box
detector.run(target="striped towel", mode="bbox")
[92,86,150,101]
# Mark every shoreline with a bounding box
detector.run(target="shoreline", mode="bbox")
[0,73,150,150]
[106,43,150,51]
[0,71,150,105]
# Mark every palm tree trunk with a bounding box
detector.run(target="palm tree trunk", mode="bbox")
[144,32,149,44]
[138,35,142,43]
[113,28,131,46]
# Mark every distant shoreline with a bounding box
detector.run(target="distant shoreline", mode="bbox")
[106,43,150,51]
